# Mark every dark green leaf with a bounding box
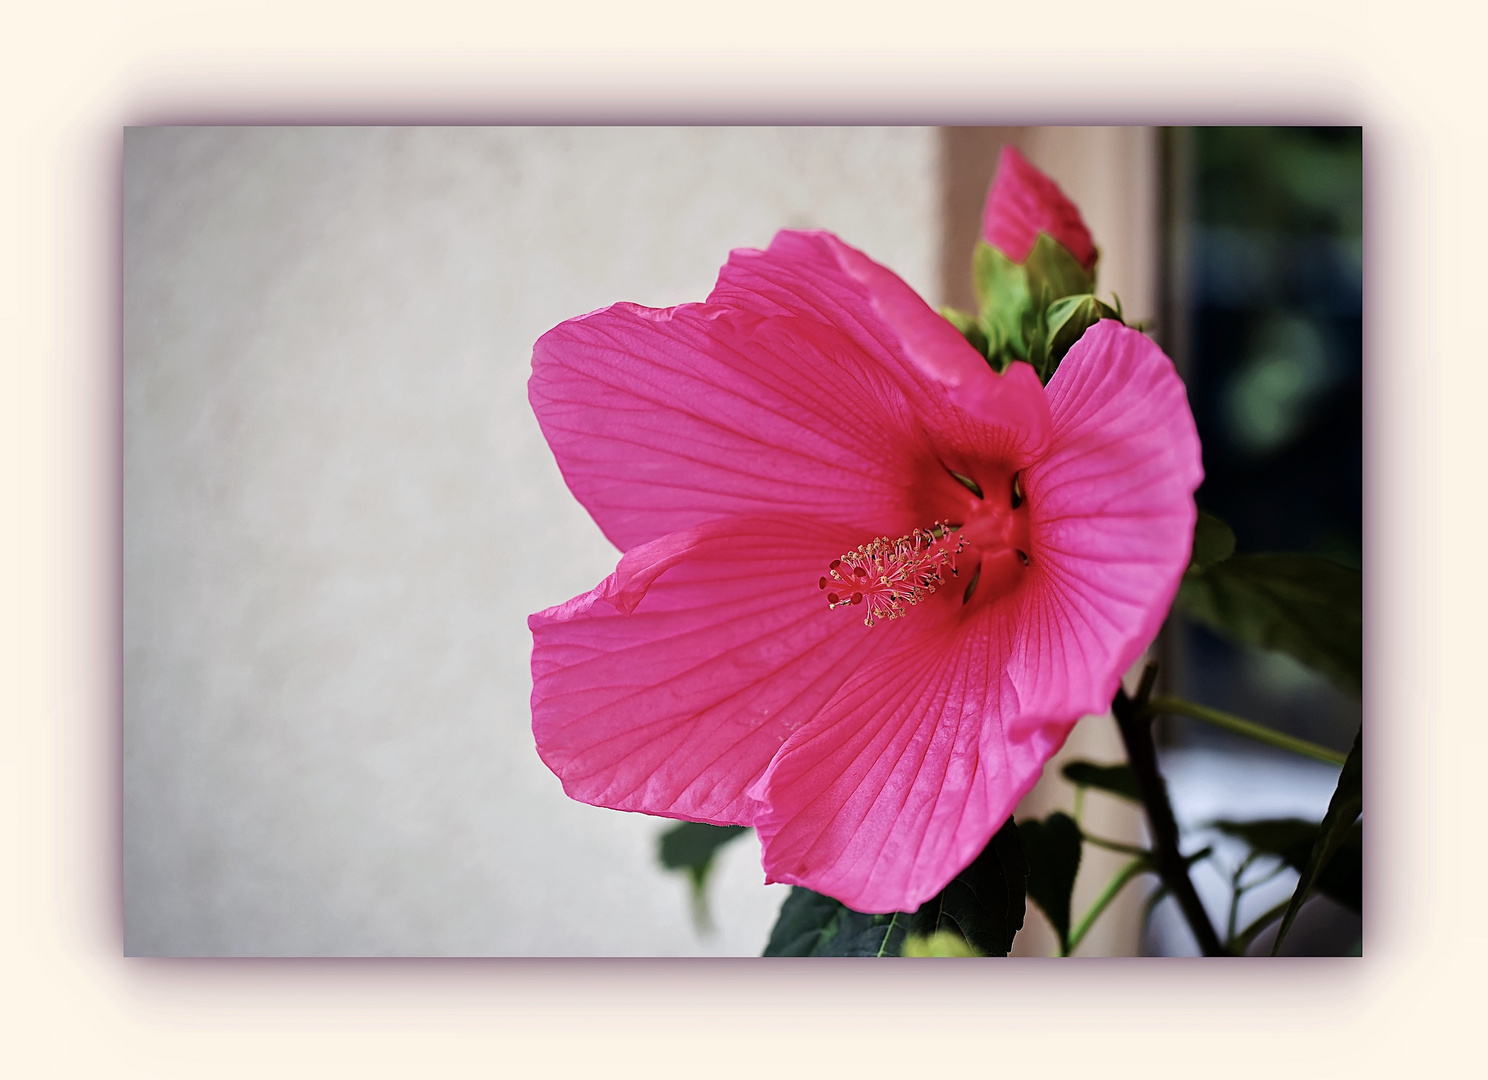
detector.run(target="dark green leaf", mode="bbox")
[911,815,1028,957]
[763,887,913,957]
[1274,728,1362,953]
[1212,817,1316,855]
[658,821,748,880]
[1017,812,1083,955]
[1211,817,1361,912]
[1178,554,1362,697]
[762,817,1028,957]
[1062,760,1141,803]
[1188,511,1237,571]
[1043,293,1120,380]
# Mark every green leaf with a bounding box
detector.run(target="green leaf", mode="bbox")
[939,306,990,359]
[657,822,748,930]
[658,821,748,880]
[1043,293,1120,380]
[1017,812,1083,955]
[1178,554,1362,697]
[913,815,1028,957]
[1188,510,1237,571]
[1211,817,1361,912]
[1273,728,1362,953]
[763,887,913,957]
[1062,760,1141,803]
[762,817,1028,957]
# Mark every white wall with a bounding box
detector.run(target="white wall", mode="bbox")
[122,126,941,955]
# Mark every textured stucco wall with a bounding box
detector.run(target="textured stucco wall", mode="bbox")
[122,126,941,955]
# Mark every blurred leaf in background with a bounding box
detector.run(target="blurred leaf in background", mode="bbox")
[657,821,748,933]
[1018,812,1084,955]
[1178,553,1361,698]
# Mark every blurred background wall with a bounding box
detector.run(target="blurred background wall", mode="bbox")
[123,127,944,956]
[124,126,1355,957]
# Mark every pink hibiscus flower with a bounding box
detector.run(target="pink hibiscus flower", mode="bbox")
[981,144,1098,272]
[528,231,1201,915]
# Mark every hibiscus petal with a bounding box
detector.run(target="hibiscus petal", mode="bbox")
[981,145,1098,271]
[531,300,949,552]
[1008,319,1204,728]
[530,516,916,825]
[709,230,1052,468]
[748,613,1044,914]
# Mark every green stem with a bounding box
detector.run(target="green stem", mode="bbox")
[1226,852,1261,946]
[1067,857,1149,956]
[1148,696,1347,766]
[1081,833,1150,858]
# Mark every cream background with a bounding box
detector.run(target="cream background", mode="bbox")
[122,126,941,955]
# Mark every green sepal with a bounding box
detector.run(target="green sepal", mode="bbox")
[972,242,1030,373]
[972,234,1097,382]
[1017,811,1084,955]
[762,816,1028,957]
[940,306,990,360]
[1042,293,1120,380]
[1178,554,1362,698]
[1021,232,1096,309]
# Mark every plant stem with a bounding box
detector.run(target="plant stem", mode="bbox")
[1067,856,1148,955]
[1148,696,1346,766]
[1081,833,1150,858]
[1226,853,1256,946]
[1112,674,1224,957]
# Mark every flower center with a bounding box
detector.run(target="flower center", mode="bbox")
[819,523,965,627]
[823,471,1036,626]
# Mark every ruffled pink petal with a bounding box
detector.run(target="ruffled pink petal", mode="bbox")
[531,301,951,553]
[748,611,1045,914]
[981,146,1098,272]
[530,516,919,826]
[531,232,1054,553]
[1006,320,1203,729]
[709,230,1053,470]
